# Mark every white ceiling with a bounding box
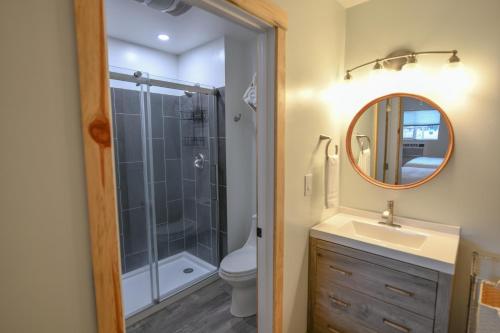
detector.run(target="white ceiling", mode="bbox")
[336,0,371,8]
[105,0,257,55]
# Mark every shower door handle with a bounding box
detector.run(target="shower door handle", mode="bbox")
[213,163,219,201]
[194,153,205,169]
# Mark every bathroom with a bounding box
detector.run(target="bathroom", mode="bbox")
[2,0,500,333]
[104,0,261,330]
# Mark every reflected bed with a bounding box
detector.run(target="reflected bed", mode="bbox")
[401,157,444,184]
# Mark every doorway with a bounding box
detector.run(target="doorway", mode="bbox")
[73,0,286,332]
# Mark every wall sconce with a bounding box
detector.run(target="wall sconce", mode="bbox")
[344,50,461,80]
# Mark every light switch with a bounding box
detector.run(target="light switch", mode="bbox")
[304,173,313,196]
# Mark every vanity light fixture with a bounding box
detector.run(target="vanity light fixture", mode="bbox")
[448,50,460,63]
[344,50,461,80]
[404,54,418,70]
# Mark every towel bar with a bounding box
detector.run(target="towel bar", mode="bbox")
[319,134,338,156]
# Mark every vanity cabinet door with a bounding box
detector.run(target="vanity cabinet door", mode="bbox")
[316,282,434,333]
[316,247,437,318]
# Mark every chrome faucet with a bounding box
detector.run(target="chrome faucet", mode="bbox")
[378,200,401,228]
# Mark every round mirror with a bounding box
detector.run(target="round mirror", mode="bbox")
[346,93,454,189]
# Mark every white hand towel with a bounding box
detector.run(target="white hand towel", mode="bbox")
[357,148,371,176]
[325,154,339,208]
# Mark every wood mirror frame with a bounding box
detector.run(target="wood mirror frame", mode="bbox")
[346,93,454,190]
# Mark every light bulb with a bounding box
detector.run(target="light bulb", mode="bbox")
[440,61,469,91]
[370,64,387,82]
[401,56,425,91]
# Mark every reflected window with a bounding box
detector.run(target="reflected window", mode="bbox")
[403,110,440,141]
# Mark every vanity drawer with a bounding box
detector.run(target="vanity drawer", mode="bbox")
[314,304,377,333]
[316,247,437,318]
[316,282,434,333]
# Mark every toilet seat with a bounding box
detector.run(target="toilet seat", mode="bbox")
[219,246,256,277]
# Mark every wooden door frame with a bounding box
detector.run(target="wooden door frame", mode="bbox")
[73,1,287,332]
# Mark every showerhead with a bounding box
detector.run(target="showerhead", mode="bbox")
[184,91,193,97]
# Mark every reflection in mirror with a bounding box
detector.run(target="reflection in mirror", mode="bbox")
[348,94,453,188]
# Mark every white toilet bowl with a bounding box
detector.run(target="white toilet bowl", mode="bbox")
[219,214,257,317]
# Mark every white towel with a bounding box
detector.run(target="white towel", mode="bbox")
[325,154,339,208]
[357,148,371,176]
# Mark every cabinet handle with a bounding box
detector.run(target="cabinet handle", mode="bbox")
[328,295,350,309]
[329,265,352,276]
[327,325,341,333]
[385,284,414,297]
[383,319,411,332]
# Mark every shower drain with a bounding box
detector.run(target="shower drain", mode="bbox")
[183,268,194,274]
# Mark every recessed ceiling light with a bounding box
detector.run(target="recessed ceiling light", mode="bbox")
[158,34,170,41]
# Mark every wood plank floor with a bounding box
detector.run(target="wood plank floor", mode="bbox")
[127,279,257,333]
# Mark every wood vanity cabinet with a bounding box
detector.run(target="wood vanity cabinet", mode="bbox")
[308,237,454,333]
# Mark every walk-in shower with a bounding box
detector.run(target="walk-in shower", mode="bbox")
[109,67,227,317]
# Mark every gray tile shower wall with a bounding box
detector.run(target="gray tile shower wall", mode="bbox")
[179,93,215,265]
[111,87,227,274]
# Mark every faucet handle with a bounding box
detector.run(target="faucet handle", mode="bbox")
[381,210,390,219]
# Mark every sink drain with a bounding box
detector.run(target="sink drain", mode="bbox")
[183,268,194,274]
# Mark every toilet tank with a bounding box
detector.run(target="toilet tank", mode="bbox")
[244,214,257,248]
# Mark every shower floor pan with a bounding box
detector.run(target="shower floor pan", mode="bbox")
[122,251,217,317]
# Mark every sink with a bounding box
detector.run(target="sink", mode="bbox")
[309,208,461,274]
[339,220,427,250]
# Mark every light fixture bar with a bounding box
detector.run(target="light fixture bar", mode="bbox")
[344,50,459,79]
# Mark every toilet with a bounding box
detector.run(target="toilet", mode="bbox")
[219,214,257,317]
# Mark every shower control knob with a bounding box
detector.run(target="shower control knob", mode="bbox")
[194,153,205,169]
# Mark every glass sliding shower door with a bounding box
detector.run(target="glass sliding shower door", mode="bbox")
[109,69,221,318]
[110,68,156,316]
[148,74,219,302]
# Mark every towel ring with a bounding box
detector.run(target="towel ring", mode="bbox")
[356,134,371,151]
[319,134,338,157]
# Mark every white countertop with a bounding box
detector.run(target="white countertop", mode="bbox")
[310,207,460,275]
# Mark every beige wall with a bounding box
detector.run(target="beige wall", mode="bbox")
[0,0,346,332]
[225,37,259,251]
[3,1,497,333]
[341,0,500,332]
[0,1,97,333]
[272,0,346,332]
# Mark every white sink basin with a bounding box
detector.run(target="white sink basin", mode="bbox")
[340,220,427,250]
[310,208,460,274]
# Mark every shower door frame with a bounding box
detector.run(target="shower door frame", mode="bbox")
[73,0,287,332]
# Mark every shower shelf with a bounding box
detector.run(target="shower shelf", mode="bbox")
[180,109,207,121]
